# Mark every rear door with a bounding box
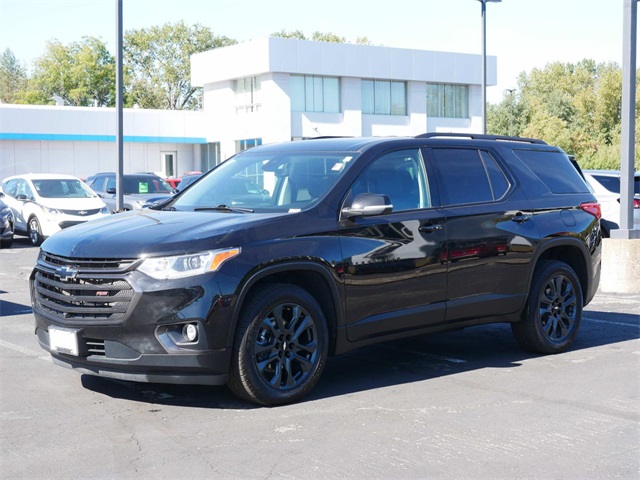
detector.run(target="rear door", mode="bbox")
[425,146,537,322]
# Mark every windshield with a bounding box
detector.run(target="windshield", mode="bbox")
[172,150,356,212]
[34,179,97,199]
[123,176,173,194]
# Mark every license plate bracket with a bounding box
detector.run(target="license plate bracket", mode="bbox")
[49,326,79,356]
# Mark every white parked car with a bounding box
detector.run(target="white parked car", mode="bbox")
[0,174,111,245]
[582,170,640,236]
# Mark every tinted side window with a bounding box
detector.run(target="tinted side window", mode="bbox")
[514,150,590,194]
[430,148,500,205]
[105,176,116,192]
[481,151,510,200]
[17,180,34,199]
[2,179,18,197]
[350,149,431,211]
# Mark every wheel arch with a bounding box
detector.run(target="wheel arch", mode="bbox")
[229,261,343,355]
[530,238,591,301]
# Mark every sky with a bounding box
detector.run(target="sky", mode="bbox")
[0,0,628,104]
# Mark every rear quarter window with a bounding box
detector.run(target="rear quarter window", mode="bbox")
[513,150,590,194]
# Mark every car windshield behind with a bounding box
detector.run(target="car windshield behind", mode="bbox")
[34,179,97,199]
[173,151,355,212]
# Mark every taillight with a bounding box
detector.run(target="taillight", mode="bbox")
[580,202,601,219]
[616,198,640,208]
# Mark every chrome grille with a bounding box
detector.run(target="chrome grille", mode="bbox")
[33,252,140,324]
[59,208,102,216]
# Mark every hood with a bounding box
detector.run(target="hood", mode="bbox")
[37,197,106,210]
[41,209,292,258]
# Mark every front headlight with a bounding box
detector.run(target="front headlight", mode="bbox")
[41,206,62,215]
[137,247,241,279]
[100,205,111,214]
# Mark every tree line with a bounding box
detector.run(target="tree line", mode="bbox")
[487,59,638,169]
[0,22,635,169]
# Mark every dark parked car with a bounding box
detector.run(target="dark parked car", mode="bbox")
[31,134,601,406]
[0,193,15,248]
[86,172,174,212]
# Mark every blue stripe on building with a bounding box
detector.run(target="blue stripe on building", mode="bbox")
[0,133,207,144]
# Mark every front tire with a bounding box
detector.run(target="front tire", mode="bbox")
[512,260,583,354]
[228,283,329,406]
[28,216,44,246]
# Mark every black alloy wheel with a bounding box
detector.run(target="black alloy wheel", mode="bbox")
[512,260,583,354]
[229,283,328,406]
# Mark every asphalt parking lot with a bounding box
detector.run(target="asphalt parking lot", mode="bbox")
[1,238,638,480]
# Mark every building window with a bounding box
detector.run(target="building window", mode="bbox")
[201,142,221,171]
[361,79,406,116]
[426,83,469,118]
[235,77,261,113]
[290,75,340,113]
[236,138,262,153]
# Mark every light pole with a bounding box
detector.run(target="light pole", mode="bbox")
[477,0,501,134]
[506,88,515,136]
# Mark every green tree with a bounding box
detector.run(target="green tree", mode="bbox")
[0,48,27,103]
[124,21,236,110]
[271,30,372,45]
[27,37,115,107]
[271,29,307,40]
[488,60,639,169]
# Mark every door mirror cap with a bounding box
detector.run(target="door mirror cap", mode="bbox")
[106,188,117,195]
[342,193,393,219]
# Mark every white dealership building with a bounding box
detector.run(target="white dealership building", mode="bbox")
[0,37,496,180]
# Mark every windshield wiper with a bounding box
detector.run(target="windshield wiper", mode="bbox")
[194,205,254,213]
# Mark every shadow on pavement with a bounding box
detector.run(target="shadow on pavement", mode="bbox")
[79,312,639,409]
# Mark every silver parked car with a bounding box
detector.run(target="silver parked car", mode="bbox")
[86,172,175,212]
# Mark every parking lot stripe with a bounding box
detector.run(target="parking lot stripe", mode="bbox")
[0,339,51,362]
[583,317,640,328]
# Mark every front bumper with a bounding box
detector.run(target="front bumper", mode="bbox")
[31,254,240,386]
[35,325,230,385]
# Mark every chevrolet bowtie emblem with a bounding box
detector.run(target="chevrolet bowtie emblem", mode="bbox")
[55,266,79,281]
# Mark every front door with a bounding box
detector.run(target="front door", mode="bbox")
[340,148,448,342]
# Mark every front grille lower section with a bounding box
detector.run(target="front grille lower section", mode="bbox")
[59,208,102,216]
[33,252,140,324]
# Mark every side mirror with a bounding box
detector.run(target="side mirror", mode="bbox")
[16,194,28,201]
[341,193,393,219]
[106,188,117,195]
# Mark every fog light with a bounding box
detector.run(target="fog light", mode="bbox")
[182,323,198,342]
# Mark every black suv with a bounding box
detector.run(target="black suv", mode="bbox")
[31,134,601,406]
[86,172,174,212]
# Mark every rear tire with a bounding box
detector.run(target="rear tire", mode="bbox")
[228,283,329,406]
[512,260,583,354]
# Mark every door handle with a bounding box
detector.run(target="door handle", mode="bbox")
[511,213,530,223]
[420,223,443,233]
